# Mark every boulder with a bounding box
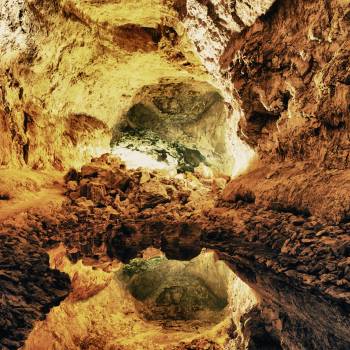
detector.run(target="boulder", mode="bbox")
[139,179,170,209]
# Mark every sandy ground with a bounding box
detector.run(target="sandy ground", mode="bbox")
[0,168,66,221]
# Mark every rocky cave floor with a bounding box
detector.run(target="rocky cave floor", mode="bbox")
[0,154,349,350]
[1,0,349,348]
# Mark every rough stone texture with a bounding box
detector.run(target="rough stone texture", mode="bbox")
[1,0,347,171]
[1,155,349,349]
[220,0,350,167]
[115,79,234,174]
[200,208,350,350]
[0,0,213,170]
[1,0,350,349]
[0,0,278,174]
[217,0,350,263]
[178,0,275,92]
[0,233,70,350]
[118,254,229,322]
[222,161,350,223]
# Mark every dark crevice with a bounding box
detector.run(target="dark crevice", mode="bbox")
[249,111,280,127]
[144,27,162,44]
[19,87,24,99]
[62,8,89,27]
[323,120,346,130]
[23,112,31,133]
[230,0,247,29]
[282,91,291,109]
[233,191,256,204]
[240,111,281,147]
[260,0,283,23]
[322,0,333,24]
[23,141,30,164]
[0,193,10,200]
[199,0,229,31]
[269,202,311,217]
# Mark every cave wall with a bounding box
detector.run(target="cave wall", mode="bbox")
[1,0,348,172]
[0,0,284,174]
[115,79,235,174]
[0,0,216,170]
[220,0,350,167]
[1,2,349,348]
[218,0,350,222]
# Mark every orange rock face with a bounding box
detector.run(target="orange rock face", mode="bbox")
[0,0,349,349]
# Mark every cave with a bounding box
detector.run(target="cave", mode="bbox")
[110,79,235,175]
[0,1,349,350]
[117,251,231,322]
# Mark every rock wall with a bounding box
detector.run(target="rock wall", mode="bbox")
[0,0,212,169]
[0,232,70,350]
[1,0,349,349]
[220,0,350,167]
[1,0,348,172]
[0,0,280,174]
[113,79,235,174]
[1,152,349,349]
[220,0,350,222]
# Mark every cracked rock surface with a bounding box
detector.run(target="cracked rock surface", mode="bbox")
[0,233,70,350]
[0,0,349,349]
[1,154,349,349]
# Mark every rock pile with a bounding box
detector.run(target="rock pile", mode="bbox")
[0,233,70,350]
[201,207,350,302]
[0,154,226,349]
[0,154,349,349]
[64,153,217,210]
[60,154,219,263]
[199,206,350,349]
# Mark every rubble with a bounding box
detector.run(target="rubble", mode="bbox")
[0,234,70,350]
[0,154,349,349]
